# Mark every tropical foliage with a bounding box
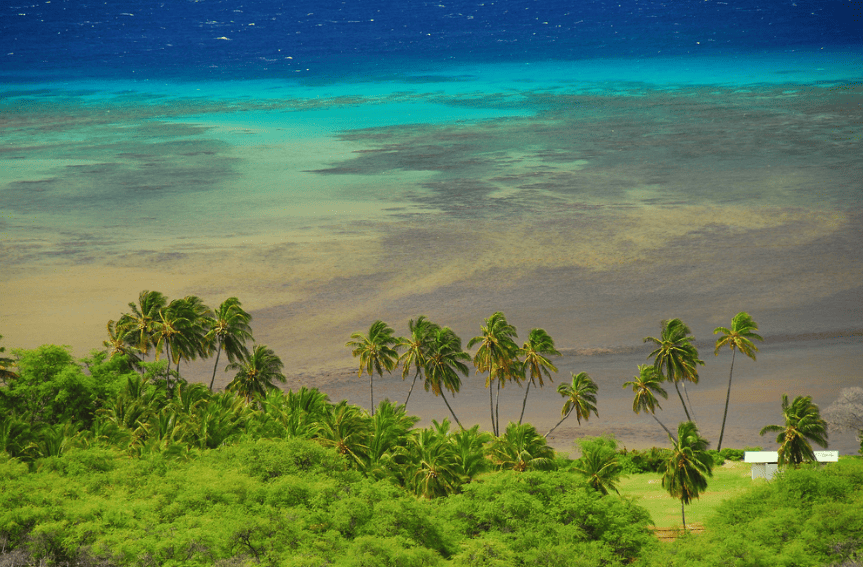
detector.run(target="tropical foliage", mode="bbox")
[759,393,829,466]
[225,344,286,404]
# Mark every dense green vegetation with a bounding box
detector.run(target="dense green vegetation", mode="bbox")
[2,297,861,565]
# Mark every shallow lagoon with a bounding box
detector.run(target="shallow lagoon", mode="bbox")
[2,48,861,453]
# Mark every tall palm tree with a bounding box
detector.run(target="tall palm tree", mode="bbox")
[759,394,828,467]
[205,297,253,392]
[714,312,763,450]
[663,421,713,531]
[518,328,560,425]
[397,316,439,407]
[225,345,286,405]
[623,364,675,440]
[424,326,471,429]
[120,290,167,362]
[490,422,556,472]
[644,318,704,422]
[467,312,520,436]
[545,371,598,438]
[347,320,399,416]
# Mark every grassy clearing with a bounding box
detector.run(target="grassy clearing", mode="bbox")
[617,460,764,528]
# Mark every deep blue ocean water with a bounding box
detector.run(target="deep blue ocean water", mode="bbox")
[3,0,862,81]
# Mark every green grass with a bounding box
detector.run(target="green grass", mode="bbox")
[617,460,764,528]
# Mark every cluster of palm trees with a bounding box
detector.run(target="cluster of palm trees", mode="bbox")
[346,312,600,437]
[105,291,284,399]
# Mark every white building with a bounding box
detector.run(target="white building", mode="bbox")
[744,451,839,480]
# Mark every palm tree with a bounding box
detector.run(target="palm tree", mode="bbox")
[103,320,142,372]
[364,399,418,479]
[759,394,828,467]
[545,371,598,438]
[714,312,763,450]
[167,295,212,375]
[518,328,560,425]
[225,345,286,405]
[623,364,675,440]
[403,427,462,498]
[0,335,19,381]
[490,422,556,472]
[397,316,439,407]
[574,446,623,496]
[662,421,713,531]
[450,424,493,482]
[644,318,704,422]
[424,326,470,428]
[120,290,167,362]
[316,400,370,468]
[347,320,399,416]
[205,297,253,392]
[467,312,520,436]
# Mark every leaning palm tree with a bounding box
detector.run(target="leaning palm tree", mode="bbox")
[225,345,286,405]
[467,312,520,436]
[205,297,253,392]
[347,320,399,416]
[759,394,828,467]
[545,371,599,438]
[397,316,439,407]
[644,318,704,422]
[714,312,763,450]
[518,328,560,425]
[623,364,675,440]
[663,421,713,531]
[424,326,471,429]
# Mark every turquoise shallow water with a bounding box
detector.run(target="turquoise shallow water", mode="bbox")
[2,47,862,452]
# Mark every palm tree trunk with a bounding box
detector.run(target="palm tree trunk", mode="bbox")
[164,341,173,398]
[494,380,501,437]
[489,379,496,436]
[672,381,692,421]
[519,381,531,425]
[653,413,677,442]
[545,408,572,438]
[404,369,421,407]
[370,373,375,416]
[209,338,223,393]
[717,348,736,451]
[681,500,686,532]
[682,381,696,422]
[439,390,463,429]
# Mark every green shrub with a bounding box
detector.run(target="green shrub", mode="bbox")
[719,448,745,461]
